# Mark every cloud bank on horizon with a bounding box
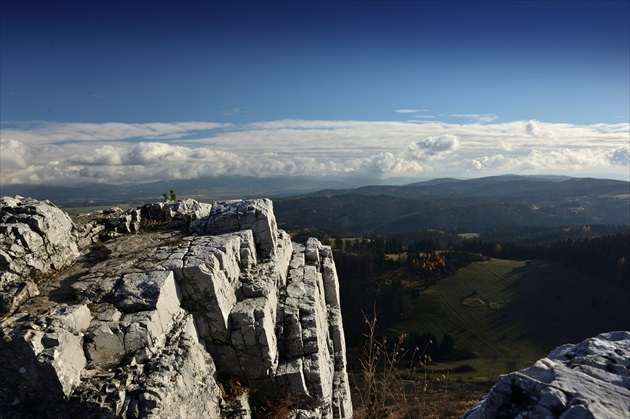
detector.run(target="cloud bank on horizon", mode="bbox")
[1,119,628,185]
[1,1,628,186]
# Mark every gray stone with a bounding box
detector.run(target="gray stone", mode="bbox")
[305,238,321,266]
[462,331,630,419]
[180,237,242,342]
[141,198,212,226]
[197,199,279,259]
[0,197,353,419]
[230,297,278,380]
[276,359,309,395]
[17,326,87,397]
[274,239,352,417]
[0,196,79,317]
[71,273,119,304]
[113,270,181,314]
[50,304,91,334]
[84,322,126,368]
[0,280,39,317]
[43,329,87,395]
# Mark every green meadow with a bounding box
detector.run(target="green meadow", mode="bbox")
[388,258,630,381]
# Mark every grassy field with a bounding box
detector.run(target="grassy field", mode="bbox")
[387,258,630,382]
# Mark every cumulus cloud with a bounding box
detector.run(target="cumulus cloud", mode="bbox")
[409,134,459,159]
[127,142,192,164]
[470,149,614,174]
[516,148,613,172]
[525,120,554,139]
[353,152,422,176]
[463,155,507,171]
[609,147,630,166]
[68,145,123,166]
[0,137,30,170]
[1,119,628,185]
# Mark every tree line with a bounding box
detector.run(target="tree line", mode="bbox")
[326,229,630,290]
[459,233,630,289]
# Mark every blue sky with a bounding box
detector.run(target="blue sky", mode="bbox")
[1,1,629,185]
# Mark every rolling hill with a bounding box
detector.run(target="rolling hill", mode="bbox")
[275,175,630,234]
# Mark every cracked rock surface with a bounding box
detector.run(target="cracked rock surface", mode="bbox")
[0,197,352,418]
[0,196,80,316]
[461,331,630,419]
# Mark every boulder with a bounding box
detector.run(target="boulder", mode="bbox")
[0,196,79,317]
[141,198,211,225]
[195,198,279,259]
[462,331,630,419]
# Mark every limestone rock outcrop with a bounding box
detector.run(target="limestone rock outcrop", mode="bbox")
[462,331,630,419]
[0,197,352,418]
[141,197,212,226]
[0,196,80,317]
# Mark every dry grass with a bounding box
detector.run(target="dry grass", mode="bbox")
[352,311,486,418]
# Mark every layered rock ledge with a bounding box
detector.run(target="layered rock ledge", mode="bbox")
[0,196,352,418]
[462,331,630,419]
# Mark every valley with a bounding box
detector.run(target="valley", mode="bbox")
[10,174,629,416]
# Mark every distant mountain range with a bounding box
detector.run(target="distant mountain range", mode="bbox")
[274,175,630,234]
[0,176,356,206]
[2,175,628,233]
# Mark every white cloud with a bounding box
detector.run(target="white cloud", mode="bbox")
[0,137,30,170]
[68,145,123,166]
[409,134,459,159]
[0,121,232,144]
[221,107,250,117]
[407,115,436,120]
[1,119,628,185]
[463,155,507,171]
[608,147,629,166]
[525,120,554,139]
[395,109,427,114]
[518,148,611,171]
[450,113,499,123]
[352,152,422,176]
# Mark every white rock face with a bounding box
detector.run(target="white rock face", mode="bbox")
[0,197,352,418]
[195,198,280,259]
[0,196,80,316]
[462,331,630,419]
[141,198,212,225]
[23,326,87,396]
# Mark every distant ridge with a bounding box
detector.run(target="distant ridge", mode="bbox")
[0,175,355,206]
[275,175,630,234]
[304,175,628,199]
[409,177,461,186]
[2,175,627,212]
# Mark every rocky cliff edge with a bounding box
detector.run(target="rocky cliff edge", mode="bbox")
[0,196,352,418]
[462,331,630,418]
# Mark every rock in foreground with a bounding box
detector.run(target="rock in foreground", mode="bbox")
[0,196,80,316]
[0,197,352,418]
[462,331,630,419]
